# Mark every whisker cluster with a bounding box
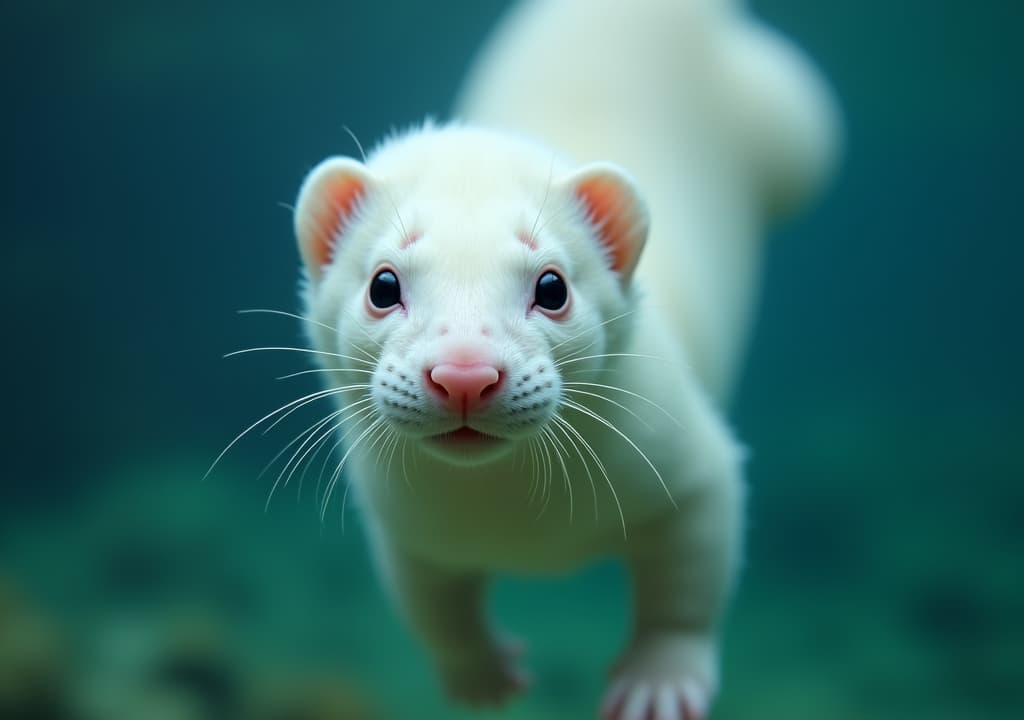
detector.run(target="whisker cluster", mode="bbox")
[210,305,681,542]
[518,312,681,538]
[207,308,401,531]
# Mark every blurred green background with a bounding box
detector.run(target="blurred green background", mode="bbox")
[1,1,1021,718]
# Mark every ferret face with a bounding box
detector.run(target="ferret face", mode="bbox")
[295,127,648,466]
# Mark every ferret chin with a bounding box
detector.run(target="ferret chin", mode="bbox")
[422,428,512,465]
[285,0,838,716]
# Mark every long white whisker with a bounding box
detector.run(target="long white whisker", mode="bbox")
[308,404,378,502]
[224,346,375,367]
[383,428,400,470]
[542,425,573,524]
[276,367,375,380]
[536,431,554,520]
[528,153,556,242]
[564,381,684,428]
[369,422,394,476]
[262,384,370,435]
[549,310,637,354]
[553,414,625,538]
[334,420,388,529]
[289,400,378,503]
[323,414,386,520]
[295,413,348,502]
[267,396,375,511]
[242,284,379,366]
[560,398,677,509]
[237,308,340,335]
[400,437,414,492]
[204,386,356,482]
[382,429,403,498]
[342,124,410,243]
[555,352,670,368]
[562,388,653,431]
[265,410,346,511]
[528,438,544,507]
[556,336,600,366]
[257,404,348,484]
[534,198,572,240]
[551,417,598,523]
[323,417,383,525]
[341,124,369,163]
[354,423,394,504]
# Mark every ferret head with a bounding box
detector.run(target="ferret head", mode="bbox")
[294,125,648,466]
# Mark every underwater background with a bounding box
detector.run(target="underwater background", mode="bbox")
[2,1,1021,718]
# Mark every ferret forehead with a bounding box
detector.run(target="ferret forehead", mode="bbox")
[404,212,535,266]
[368,125,568,192]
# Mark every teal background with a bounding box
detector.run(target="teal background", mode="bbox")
[1,1,1020,718]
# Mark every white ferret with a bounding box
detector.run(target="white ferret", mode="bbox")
[290,0,838,717]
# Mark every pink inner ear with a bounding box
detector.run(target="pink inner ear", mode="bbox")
[575,175,639,274]
[311,174,366,268]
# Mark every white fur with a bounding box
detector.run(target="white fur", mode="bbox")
[295,0,837,715]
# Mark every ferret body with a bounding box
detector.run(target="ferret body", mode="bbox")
[291,0,837,717]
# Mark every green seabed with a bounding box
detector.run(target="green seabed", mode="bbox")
[3,405,1021,720]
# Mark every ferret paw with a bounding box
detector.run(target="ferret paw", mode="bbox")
[439,635,531,707]
[600,634,717,720]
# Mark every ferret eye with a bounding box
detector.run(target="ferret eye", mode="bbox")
[534,271,568,311]
[369,270,401,308]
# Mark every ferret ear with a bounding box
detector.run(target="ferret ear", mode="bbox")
[294,157,376,281]
[563,163,649,281]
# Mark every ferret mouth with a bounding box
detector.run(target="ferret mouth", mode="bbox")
[429,426,503,444]
[421,426,513,464]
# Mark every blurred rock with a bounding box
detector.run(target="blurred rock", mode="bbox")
[0,579,72,719]
[77,610,242,720]
[248,673,383,720]
[3,456,388,720]
[76,607,385,720]
[150,615,242,718]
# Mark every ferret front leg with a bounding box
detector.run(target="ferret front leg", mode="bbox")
[376,542,530,707]
[602,473,743,720]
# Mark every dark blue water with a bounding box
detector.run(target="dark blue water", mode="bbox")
[2,2,1020,718]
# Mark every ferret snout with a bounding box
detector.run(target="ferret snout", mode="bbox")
[425,362,504,414]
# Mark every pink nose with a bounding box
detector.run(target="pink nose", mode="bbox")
[427,363,503,414]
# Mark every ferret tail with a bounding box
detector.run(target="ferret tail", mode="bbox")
[455,0,840,401]
[456,0,839,222]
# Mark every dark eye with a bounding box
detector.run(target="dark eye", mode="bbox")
[534,271,568,311]
[369,269,401,308]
